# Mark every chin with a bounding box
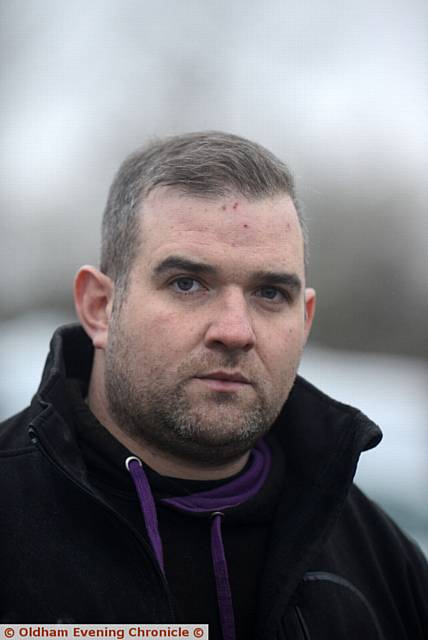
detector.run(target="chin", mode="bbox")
[155,421,270,466]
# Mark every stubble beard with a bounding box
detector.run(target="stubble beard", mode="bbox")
[104,323,297,466]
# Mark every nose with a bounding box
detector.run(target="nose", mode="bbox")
[203,289,256,352]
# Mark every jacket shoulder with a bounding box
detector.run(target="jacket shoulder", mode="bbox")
[305,484,428,638]
[344,484,428,624]
[347,483,428,568]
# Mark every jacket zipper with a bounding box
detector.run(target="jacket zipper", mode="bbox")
[28,423,177,620]
[294,605,311,640]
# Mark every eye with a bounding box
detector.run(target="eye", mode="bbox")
[171,277,205,293]
[255,287,288,303]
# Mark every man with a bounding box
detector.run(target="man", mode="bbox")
[0,132,427,638]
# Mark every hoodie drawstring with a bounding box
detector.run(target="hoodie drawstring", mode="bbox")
[126,439,271,640]
[125,455,165,571]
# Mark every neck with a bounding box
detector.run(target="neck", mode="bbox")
[103,426,250,480]
[87,356,250,481]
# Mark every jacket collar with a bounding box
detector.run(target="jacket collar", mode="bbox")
[29,324,95,484]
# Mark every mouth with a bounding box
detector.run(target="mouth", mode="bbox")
[194,371,252,392]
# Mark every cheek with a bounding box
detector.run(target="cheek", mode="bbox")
[263,323,305,371]
[130,308,199,361]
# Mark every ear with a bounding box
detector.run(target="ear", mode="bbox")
[303,287,316,344]
[74,266,114,350]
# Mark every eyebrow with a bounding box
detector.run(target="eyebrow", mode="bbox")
[251,270,302,293]
[153,256,217,277]
[152,255,302,292]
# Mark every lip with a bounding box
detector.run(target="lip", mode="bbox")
[197,370,250,383]
[194,371,251,391]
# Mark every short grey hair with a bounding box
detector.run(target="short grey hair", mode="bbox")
[101,131,307,293]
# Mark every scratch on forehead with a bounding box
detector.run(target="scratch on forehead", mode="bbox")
[215,198,297,247]
[220,200,240,212]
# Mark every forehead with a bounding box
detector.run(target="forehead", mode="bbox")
[137,188,305,276]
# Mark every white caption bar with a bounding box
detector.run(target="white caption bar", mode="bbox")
[0,626,208,640]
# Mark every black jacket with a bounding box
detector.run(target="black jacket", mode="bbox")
[1,324,427,639]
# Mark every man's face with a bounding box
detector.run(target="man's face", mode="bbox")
[104,188,315,464]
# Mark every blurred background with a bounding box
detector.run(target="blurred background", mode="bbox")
[0,0,427,552]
